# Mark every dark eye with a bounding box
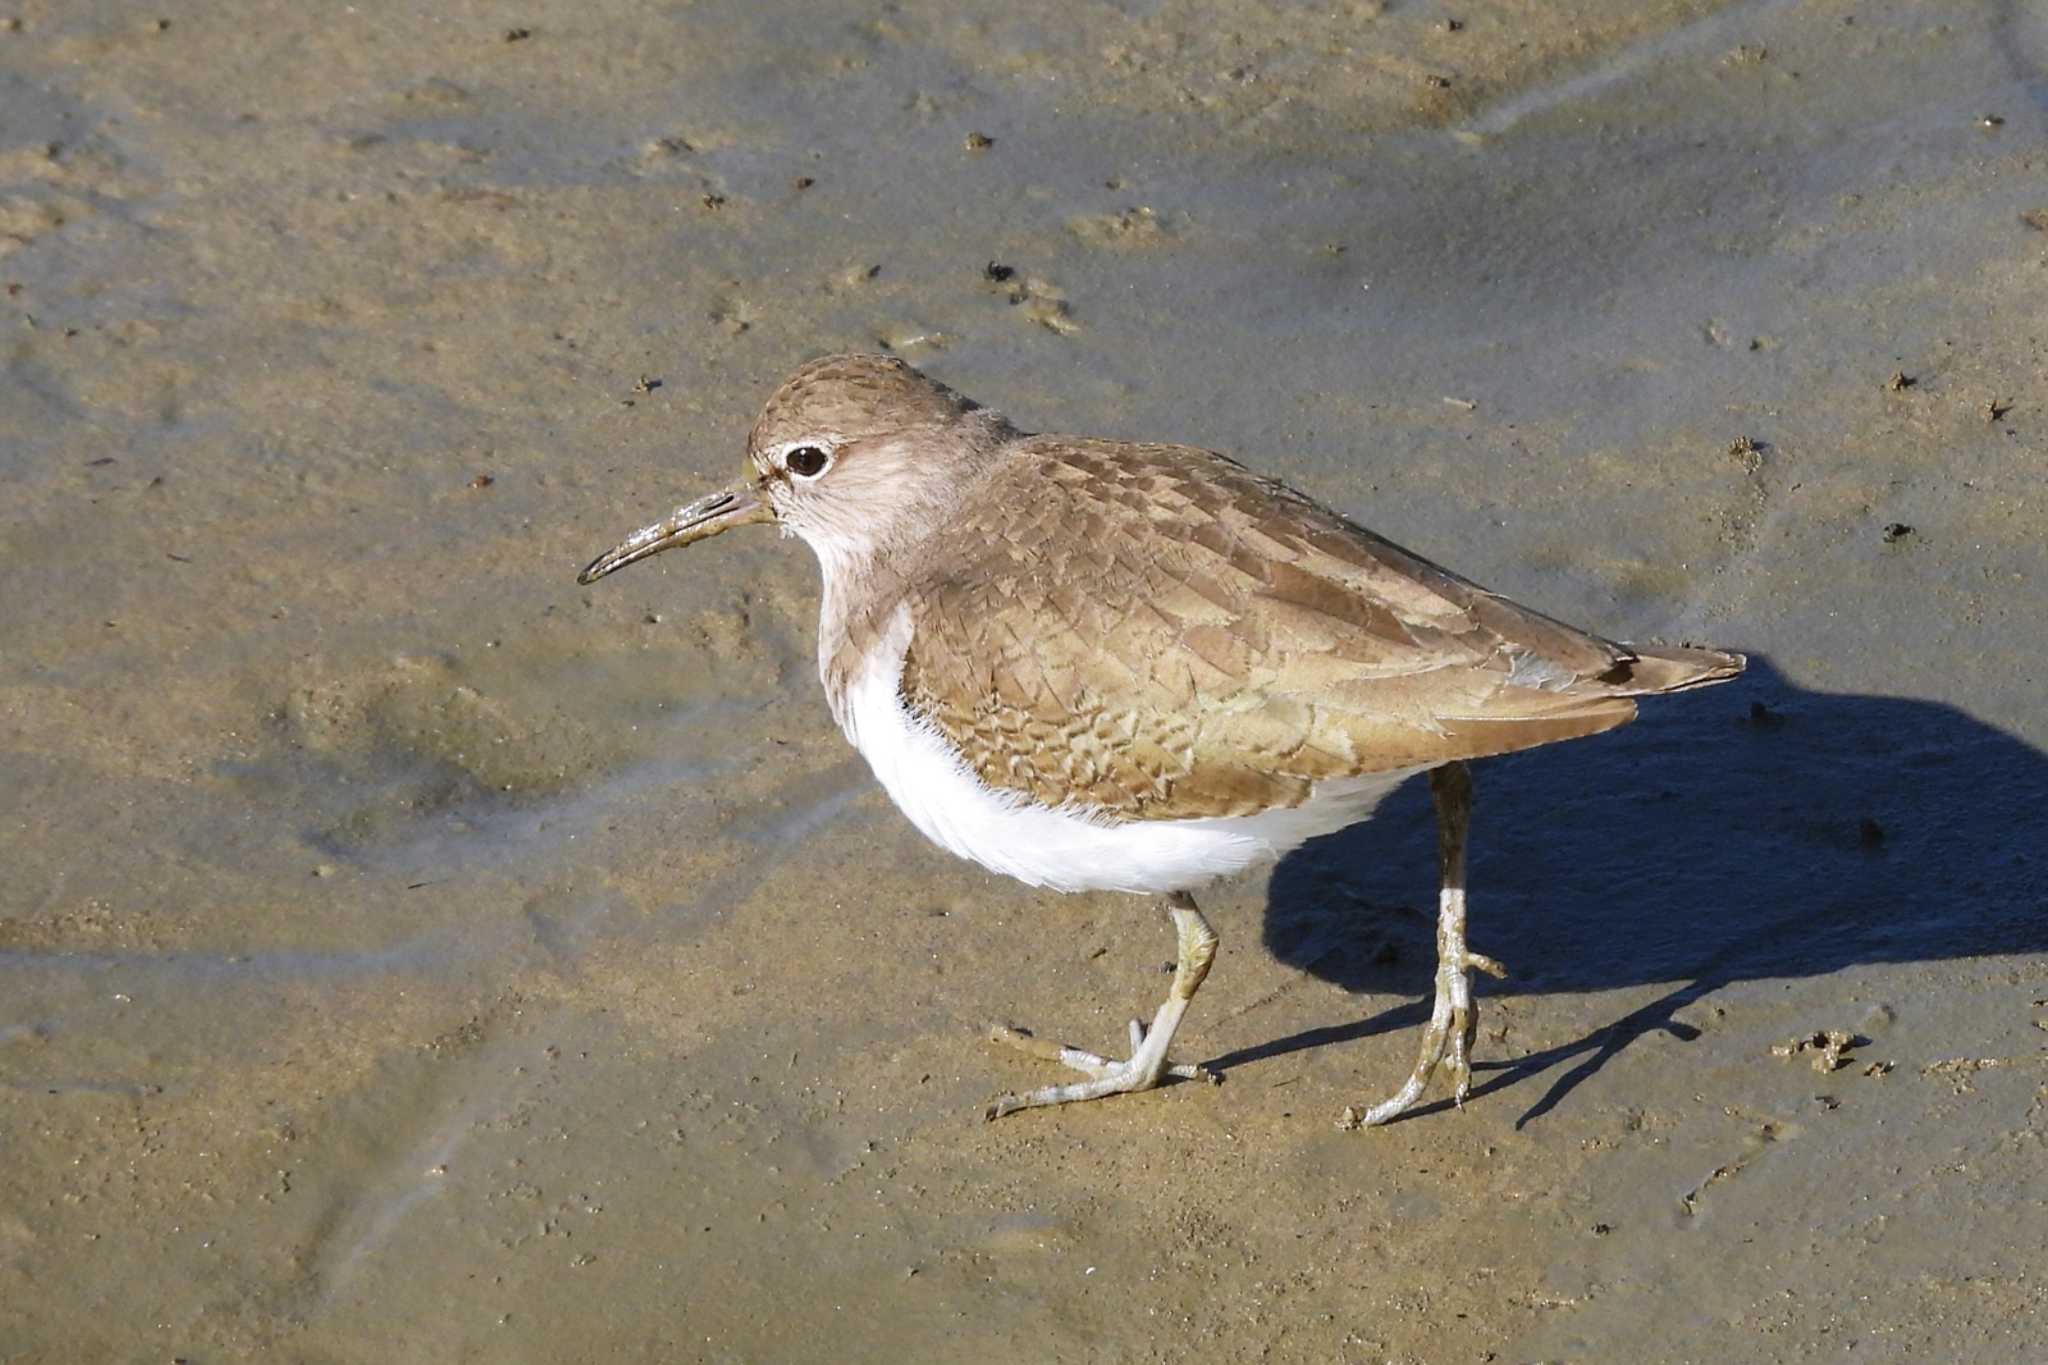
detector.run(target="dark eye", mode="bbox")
[785,445,829,478]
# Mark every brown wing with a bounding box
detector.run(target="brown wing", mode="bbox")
[898,438,1740,820]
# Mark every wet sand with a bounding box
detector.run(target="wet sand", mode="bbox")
[3,1,2045,1360]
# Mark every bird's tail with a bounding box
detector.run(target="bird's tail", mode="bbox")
[1594,643,1746,696]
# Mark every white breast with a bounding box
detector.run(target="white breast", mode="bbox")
[836,604,1419,896]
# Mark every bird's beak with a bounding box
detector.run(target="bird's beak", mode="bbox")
[577,482,775,585]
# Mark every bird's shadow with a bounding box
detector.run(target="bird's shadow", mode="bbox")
[1214,654,2048,1125]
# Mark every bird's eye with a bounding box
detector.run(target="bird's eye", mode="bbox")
[785,445,830,479]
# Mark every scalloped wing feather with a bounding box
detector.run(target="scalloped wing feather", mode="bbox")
[877,437,1734,821]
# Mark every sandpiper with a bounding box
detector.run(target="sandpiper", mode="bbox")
[579,355,1742,1126]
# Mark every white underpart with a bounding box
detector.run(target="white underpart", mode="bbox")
[839,603,1420,895]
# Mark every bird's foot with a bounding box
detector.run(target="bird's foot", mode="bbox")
[983,1020,1216,1120]
[1339,948,1506,1130]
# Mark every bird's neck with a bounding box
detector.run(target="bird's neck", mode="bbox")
[810,528,932,739]
[811,537,871,721]
[805,416,1021,728]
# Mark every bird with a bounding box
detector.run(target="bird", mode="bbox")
[578,354,1743,1126]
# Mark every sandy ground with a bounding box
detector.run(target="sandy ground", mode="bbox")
[3,1,2046,1360]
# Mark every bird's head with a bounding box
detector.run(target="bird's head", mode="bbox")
[577,354,1006,584]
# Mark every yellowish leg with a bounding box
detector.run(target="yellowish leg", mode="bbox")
[985,891,1220,1119]
[1345,761,1507,1129]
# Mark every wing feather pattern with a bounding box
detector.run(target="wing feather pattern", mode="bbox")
[888,438,1740,821]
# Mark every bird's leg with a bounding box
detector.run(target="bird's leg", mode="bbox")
[984,891,1220,1119]
[1346,761,1507,1129]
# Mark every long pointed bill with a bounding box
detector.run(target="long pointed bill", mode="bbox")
[577,483,774,584]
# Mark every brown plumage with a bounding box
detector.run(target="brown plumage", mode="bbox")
[881,436,1739,820]
[578,353,1745,1126]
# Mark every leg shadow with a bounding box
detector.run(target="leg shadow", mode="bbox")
[1252,654,2048,1123]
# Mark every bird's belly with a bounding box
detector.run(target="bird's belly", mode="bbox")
[837,612,1420,895]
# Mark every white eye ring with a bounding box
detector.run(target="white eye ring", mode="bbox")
[782,443,832,479]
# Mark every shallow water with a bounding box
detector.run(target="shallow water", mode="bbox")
[3,1,2045,1360]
